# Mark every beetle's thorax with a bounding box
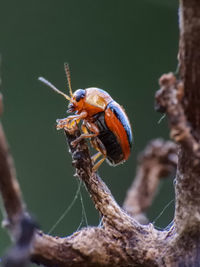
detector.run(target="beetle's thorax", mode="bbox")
[83,87,113,117]
[69,87,113,117]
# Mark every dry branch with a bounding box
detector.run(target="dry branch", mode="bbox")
[155,72,200,236]
[123,139,177,224]
[155,73,200,156]
[0,122,24,230]
[32,128,166,267]
[0,96,36,267]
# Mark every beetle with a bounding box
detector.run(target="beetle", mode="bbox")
[39,64,133,171]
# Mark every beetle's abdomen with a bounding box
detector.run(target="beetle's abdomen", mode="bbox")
[105,101,132,161]
[92,112,124,165]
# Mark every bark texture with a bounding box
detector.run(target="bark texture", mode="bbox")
[1,0,200,266]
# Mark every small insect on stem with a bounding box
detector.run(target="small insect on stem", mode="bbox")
[39,64,133,171]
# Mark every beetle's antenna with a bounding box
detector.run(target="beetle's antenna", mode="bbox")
[38,77,71,101]
[64,63,73,97]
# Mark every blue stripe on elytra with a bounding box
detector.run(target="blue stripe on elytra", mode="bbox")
[107,102,133,148]
[97,88,112,98]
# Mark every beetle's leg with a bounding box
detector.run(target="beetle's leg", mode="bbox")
[56,111,87,130]
[90,138,107,158]
[90,138,107,171]
[80,124,104,166]
[92,157,106,172]
[71,121,107,171]
[71,132,98,147]
[71,122,99,147]
[57,117,81,129]
[56,116,80,129]
[91,151,102,163]
[56,116,78,130]
[81,122,89,134]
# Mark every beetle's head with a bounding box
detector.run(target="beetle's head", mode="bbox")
[67,89,86,113]
[38,63,85,114]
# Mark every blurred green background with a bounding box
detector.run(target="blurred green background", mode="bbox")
[0,0,178,265]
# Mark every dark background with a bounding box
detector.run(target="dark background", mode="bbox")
[0,0,178,265]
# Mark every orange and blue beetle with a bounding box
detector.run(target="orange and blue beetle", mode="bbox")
[39,64,132,171]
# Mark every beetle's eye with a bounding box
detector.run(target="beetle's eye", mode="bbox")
[74,89,85,102]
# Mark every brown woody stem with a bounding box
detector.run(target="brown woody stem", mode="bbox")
[123,139,177,224]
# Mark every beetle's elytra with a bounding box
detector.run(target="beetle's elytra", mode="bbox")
[39,64,133,171]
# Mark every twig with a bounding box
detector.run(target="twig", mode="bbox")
[0,119,24,230]
[155,72,200,235]
[123,139,177,224]
[0,95,36,267]
[155,73,200,158]
[0,64,22,228]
